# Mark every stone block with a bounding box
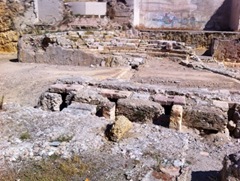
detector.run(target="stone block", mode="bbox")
[131,92,150,100]
[152,94,168,105]
[68,102,97,115]
[221,151,240,181]
[117,98,164,123]
[62,108,92,117]
[62,102,97,116]
[73,88,109,106]
[108,115,133,142]
[212,39,240,65]
[102,102,116,121]
[183,106,228,132]
[99,89,132,100]
[212,100,229,111]
[173,96,186,106]
[170,105,183,131]
[38,92,62,111]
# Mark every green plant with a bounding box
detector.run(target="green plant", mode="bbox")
[1,155,90,181]
[20,131,31,140]
[133,110,146,122]
[55,135,73,142]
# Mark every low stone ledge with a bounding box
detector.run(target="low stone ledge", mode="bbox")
[183,106,228,132]
[99,88,132,100]
[117,98,164,123]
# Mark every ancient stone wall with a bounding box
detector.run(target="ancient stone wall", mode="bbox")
[0,1,22,52]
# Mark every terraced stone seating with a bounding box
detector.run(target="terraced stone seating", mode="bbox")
[18,30,195,67]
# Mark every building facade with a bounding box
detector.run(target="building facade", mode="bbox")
[133,0,240,31]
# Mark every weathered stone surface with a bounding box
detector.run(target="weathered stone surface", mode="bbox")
[142,166,191,181]
[152,94,186,106]
[73,88,109,106]
[102,102,116,120]
[67,102,97,115]
[213,39,240,66]
[108,115,133,142]
[99,88,132,99]
[62,101,97,116]
[38,92,62,111]
[18,34,103,66]
[183,106,227,132]
[131,92,150,100]
[221,151,240,181]
[228,103,240,138]
[212,100,229,112]
[49,84,84,94]
[170,105,183,131]
[0,2,21,52]
[117,98,164,123]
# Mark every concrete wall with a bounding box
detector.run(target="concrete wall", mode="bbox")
[36,0,64,24]
[134,0,240,31]
[67,2,107,16]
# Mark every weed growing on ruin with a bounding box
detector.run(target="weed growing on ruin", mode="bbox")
[133,110,146,122]
[55,134,73,142]
[1,155,90,181]
[20,131,31,140]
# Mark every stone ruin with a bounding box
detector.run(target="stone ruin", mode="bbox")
[221,151,240,180]
[37,76,240,138]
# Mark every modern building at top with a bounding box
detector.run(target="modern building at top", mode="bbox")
[33,0,240,31]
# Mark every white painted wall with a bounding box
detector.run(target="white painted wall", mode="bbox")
[37,0,64,24]
[67,2,107,16]
[133,0,233,30]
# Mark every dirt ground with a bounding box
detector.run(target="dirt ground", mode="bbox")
[0,54,133,106]
[1,54,240,106]
[1,53,240,180]
[132,57,240,90]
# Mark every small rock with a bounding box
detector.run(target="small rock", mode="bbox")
[108,115,133,142]
[50,141,61,147]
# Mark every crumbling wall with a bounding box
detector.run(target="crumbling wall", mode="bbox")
[0,0,38,53]
[0,1,22,52]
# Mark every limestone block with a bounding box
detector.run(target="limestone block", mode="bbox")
[62,102,97,116]
[108,115,133,142]
[131,92,150,100]
[170,105,183,131]
[73,88,109,106]
[212,100,229,112]
[49,84,84,94]
[102,102,116,121]
[117,98,164,123]
[183,106,228,132]
[99,89,132,100]
[152,94,168,105]
[38,92,62,111]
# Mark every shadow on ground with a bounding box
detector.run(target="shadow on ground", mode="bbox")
[192,171,220,181]
[9,58,19,62]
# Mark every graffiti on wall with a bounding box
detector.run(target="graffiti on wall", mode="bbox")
[141,12,205,29]
[138,0,208,29]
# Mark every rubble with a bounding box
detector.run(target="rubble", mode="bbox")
[221,151,240,181]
